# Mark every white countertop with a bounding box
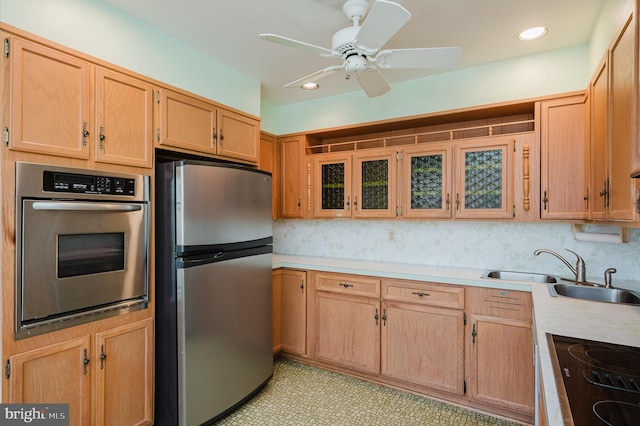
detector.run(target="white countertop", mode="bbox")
[273,254,640,426]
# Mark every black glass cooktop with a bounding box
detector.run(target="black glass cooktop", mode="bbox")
[551,334,640,425]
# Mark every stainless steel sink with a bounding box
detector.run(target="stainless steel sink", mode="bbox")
[482,270,560,283]
[549,283,640,305]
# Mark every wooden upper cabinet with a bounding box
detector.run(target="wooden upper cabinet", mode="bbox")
[607,8,635,221]
[94,67,153,168]
[454,138,514,219]
[588,8,636,222]
[352,149,397,218]
[400,144,453,219]
[312,149,396,218]
[156,88,259,164]
[156,88,216,152]
[217,107,259,164]
[312,153,352,218]
[538,95,589,220]
[279,136,306,218]
[4,35,91,159]
[9,336,92,426]
[590,59,609,220]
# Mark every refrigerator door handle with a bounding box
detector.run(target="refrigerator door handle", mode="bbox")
[179,252,226,267]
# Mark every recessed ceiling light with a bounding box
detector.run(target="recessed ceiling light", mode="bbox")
[302,82,319,90]
[518,26,548,41]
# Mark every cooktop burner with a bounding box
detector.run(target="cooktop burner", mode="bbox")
[593,401,640,426]
[550,335,640,425]
[569,343,640,375]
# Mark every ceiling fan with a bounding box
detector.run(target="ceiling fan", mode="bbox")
[259,0,461,98]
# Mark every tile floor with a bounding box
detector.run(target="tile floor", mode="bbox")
[214,358,522,425]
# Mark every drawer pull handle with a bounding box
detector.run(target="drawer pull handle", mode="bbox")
[339,283,354,288]
[412,292,430,297]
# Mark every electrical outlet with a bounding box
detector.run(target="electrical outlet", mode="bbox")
[388,229,396,242]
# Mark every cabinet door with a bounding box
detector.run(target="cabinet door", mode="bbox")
[381,302,464,394]
[352,150,397,218]
[467,314,535,415]
[95,67,153,168]
[539,96,589,220]
[280,136,306,218]
[455,139,513,219]
[156,88,216,152]
[275,269,307,356]
[590,60,609,220]
[314,291,380,374]
[9,336,91,426]
[607,10,635,221]
[312,154,352,218]
[217,108,259,164]
[6,36,91,159]
[94,319,153,426]
[400,144,453,219]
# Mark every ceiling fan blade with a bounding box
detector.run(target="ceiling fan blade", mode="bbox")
[259,33,337,57]
[375,47,462,70]
[283,64,345,88]
[355,0,411,54]
[356,67,390,98]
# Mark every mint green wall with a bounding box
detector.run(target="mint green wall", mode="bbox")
[0,0,261,117]
[263,44,590,135]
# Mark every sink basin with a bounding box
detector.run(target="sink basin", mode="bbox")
[482,270,560,283]
[549,283,640,305]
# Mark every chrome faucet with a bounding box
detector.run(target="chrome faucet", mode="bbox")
[534,248,587,284]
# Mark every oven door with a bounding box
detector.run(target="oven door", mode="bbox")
[18,199,148,329]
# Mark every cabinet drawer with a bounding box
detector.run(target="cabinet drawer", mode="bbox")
[315,272,380,298]
[467,287,532,321]
[382,280,464,310]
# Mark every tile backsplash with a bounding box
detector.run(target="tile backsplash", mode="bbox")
[274,220,640,282]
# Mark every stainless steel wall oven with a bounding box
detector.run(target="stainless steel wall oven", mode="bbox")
[15,163,150,339]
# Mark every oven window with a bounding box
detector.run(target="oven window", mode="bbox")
[58,233,125,278]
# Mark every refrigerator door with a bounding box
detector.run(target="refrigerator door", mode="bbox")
[175,161,272,250]
[176,251,273,426]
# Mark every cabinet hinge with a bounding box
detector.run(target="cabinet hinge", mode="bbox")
[156,128,161,142]
[3,127,9,147]
[513,140,517,152]
[155,90,160,104]
[463,380,467,394]
[513,204,516,218]
[5,359,10,379]
[4,38,9,58]
[463,313,467,325]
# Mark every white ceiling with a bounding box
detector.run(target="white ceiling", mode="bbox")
[100,0,605,106]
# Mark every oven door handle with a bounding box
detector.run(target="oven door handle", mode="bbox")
[31,201,142,212]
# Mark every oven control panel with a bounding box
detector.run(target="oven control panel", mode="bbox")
[43,171,136,196]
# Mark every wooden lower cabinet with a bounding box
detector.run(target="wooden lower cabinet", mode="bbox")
[93,319,153,426]
[273,269,307,356]
[8,319,153,426]
[277,268,535,424]
[315,291,380,374]
[466,287,535,416]
[381,301,465,394]
[9,336,92,425]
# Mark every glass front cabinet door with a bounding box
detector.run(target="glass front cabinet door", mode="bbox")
[312,150,396,218]
[401,144,453,219]
[454,138,514,219]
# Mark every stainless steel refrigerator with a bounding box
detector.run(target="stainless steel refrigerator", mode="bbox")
[155,159,273,426]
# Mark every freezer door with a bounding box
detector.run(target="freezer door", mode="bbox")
[176,252,273,425]
[175,162,272,247]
